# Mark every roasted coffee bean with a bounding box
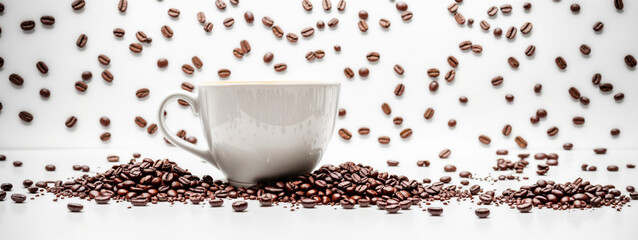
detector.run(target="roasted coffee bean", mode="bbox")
[302,0,313,11]
[75,34,89,48]
[400,128,413,138]
[209,198,224,207]
[75,81,88,92]
[19,111,33,122]
[579,96,590,105]
[337,0,346,11]
[517,202,532,213]
[471,45,483,53]
[101,70,113,83]
[479,135,491,144]
[300,198,316,208]
[439,149,451,159]
[454,12,465,25]
[334,45,341,52]
[262,17,274,27]
[13,161,23,167]
[232,200,248,212]
[394,83,405,96]
[555,56,567,69]
[230,0,239,5]
[378,136,390,144]
[11,194,26,203]
[487,6,498,16]
[590,73,602,85]
[100,132,111,141]
[45,164,56,171]
[99,117,110,127]
[117,0,127,12]
[480,20,490,30]
[573,116,585,125]
[459,96,468,103]
[395,1,408,11]
[286,33,298,42]
[9,73,24,86]
[301,27,315,37]
[493,27,502,36]
[359,10,368,19]
[263,52,274,63]
[424,108,434,120]
[344,67,354,78]
[547,126,559,136]
[594,148,607,154]
[570,4,580,12]
[401,11,413,21]
[167,8,180,18]
[190,56,203,69]
[459,40,472,50]
[217,69,231,78]
[358,20,368,32]
[113,28,125,37]
[1,183,12,191]
[427,207,443,216]
[444,165,456,172]
[204,22,214,32]
[427,68,440,77]
[316,20,325,29]
[223,17,234,27]
[40,16,55,25]
[338,128,352,140]
[65,116,78,128]
[106,155,119,162]
[366,52,380,62]
[568,87,580,99]
[393,117,403,125]
[147,124,158,134]
[593,22,604,32]
[325,18,338,28]
[71,0,85,10]
[521,22,532,34]
[322,0,332,10]
[491,76,503,86]
[614,93,625,101]
[182,64,194,74]
[379,19,391,28]
[274,63,287,72]
[506,57,520,69]
[580,44,591,55]
[39,88,50,98]
[475,208,490,218]
[387,160,399,167]
[22,179,33,188]
[615,0,624,10]
[501,4,512,13]
[21,20,36,31]
[515,136,527,148]
[358,127,370,135]
[129,43,143,53]
[625,55,637,67]
[337,108,346,117]
[161,25,173,38]
[530,116,539,124]
[215,0,226,9]
[448,3,458,13]
[0,57,3,68]
[525,45,536,56]
[447,56,459,68]
[505,94,514,102]
[314,50,325,59]
[381,103,392,115]
[358,68,369,77]
[98,54,110,65]
[505,26,517,39]
[136,88,149,99]
[135,31,150,43]
[536,109,547,118]
[429,81,439,92]
[534,84,542,93]
[599,83,613,92]
[607,165,619,172]
[446,119,456,127]
[272,26,284,38]
[131,197,148,207]
[611,128,620,136]
[445,70,456,82]
[196,12,206,23]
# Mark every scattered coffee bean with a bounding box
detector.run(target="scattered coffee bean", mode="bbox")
[358,20,368,32]
[479,135,491,144]
[147,124,158,134]
[475,208,490,218]
[302,0,313,11]
[272,26,284,38]
[182,64,194,74]
[223,17,235,27]
[274,63,287,72]
[45,164,56,171]
[65,116,78,128]
[506,26,517,39]
[493,27,502,36]
[161,25,173,38]
[358,127,370,135]
[71,0,85,10]
[232,200,248,212]
[379,19,391,28]
[19,111,34,123]
[11,194,26,203]
[515,136,528,148]
[568,87,581,99]
[454,12,465,25]
[387,160,399,166]
[40,16,55,25]
[136,88,149,99]
[21,20,36,31]
[129,43,143,53]
[427,207,443,216]
[218,69,231,78]
[338,128,352,140]
[75,81,88,92]
[9,73,24,86]
[401,11,413,21]
[611,128,620,136]
[101,70,113,83]
[594,148,607,154]
[570,4,580,13]
[555,56,567,69]
[625,55,637,67]
[98,54,110,65]
[167,8,180,18]
[359,10,368,19]
[378,136,390,144]
[520,22,532,34]
[487,6,498,16]
[262,17,274,27]
[424,108,434,120]
[113,28,125,37]
[593,22,604,32]
[100,132,111,141]
[400,128,413,138]
[580,44,591,55]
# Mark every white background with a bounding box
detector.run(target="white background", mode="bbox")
[0,0,637,239]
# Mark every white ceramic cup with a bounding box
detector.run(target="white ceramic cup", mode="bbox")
[158,81,340,187]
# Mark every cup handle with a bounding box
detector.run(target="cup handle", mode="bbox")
[158,92,218,168]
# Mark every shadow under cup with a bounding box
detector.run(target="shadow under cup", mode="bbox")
[187,82,339,186]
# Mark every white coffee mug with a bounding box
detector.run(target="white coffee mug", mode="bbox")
[158,81,340,187]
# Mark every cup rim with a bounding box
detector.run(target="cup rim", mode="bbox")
[200,81,340,86]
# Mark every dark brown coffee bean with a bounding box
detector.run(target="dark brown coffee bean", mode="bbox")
[359,10,368,19]
[454,12,465,25]
[130,197,148,207]
[521,22,532,34]
[147,124,158,134]
[579,96,590,105]
[230,0,239,5]
[40,16,55,25]
[358,68,369,77]
[100,117,110,127]
[218,69,231,78]
[459,40,472,50]
[334,45,341,52]
[534,83,542,93]
[439,149,451,159]
[506,26,517,39]
[100,132,111,141]
[427,68,440,77]
[387,160,399,167]
[129,43,142,53]
[568,87,580,99]
[66,203,84,212]
[599,83,613,92]
[0,57,3,68]
[337,0,346,11]
[487,6,498,16]
[133,117,146,128]
[525,45,536,56]
[379,19,391,28]
[505,94,514,102]
[75,81,88,92]
[21,20,36,31]
[381,103,391,115]
[491,76,503,86]
[262,17,274,27]
[493,27,502,36]
[358,127,370,135]
[337,108,346,117]
[314,50,325,59]
[301,27,315,37]
[479,135,491,144]
[338,128,352,140]
[19,111,33,122]
[71,0,85,10]
[98,54,110,65]
[378,136,390,144]
[515,136,527,148]
[274,63,287,72]
[113,28,125,37]
[39,88,50,98]
[135,31,150,43]
[563,143,573,150]
[157,58,168,68]
[215,0,226,9]
[35,61,49,74]
[223,17,235,27]
[507,57,519,68]
[573,116,585,125]
[136,88,149,98]
[500,4,512,13]
[479,20,491,31]
[167,8,180,18]
[475,208,490,218]
[366,52,380,62]
[429,81,439,92]
[594,148,607,154]
[9,73,24,86]
[615,0,624,10]
[286,33,298,42]
[118,0,128,12]
[580,44,591,55]
[423,107,435,120]
[400,128,413,138]
[322,0,332,10]
[610,128,621,136]
[593,22,604,32]
[182,64,194,74]
[302,0,313,11]
[447,56,459,68]
[344,67,354,78]
[471,45,483,53]
[13,161,22,167]
[272,26,284,38]
[590,73,602,85]
[358,20,368,32]
[11,194,26,203]
[401,11,413,21]
[316,20,325,29]
[65,116,77,128]
[394,83,405,96]
[614,93,625,101]
[262,52,274,63]
[536,109,547,118]
[45,164,56,171]
[99,70,113,83]
[555,56,567,69]
[571,4,580,12]
[393,117,403,125]
[625,55,637,68]
[203,22,214,32]
[161,25,173,38]
[547,126,559,136]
